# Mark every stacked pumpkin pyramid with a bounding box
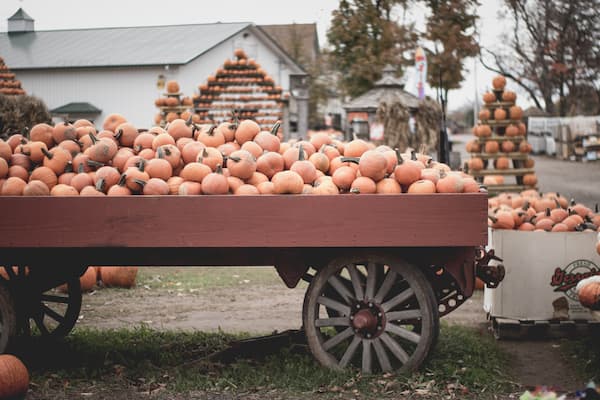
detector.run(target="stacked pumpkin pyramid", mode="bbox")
[193,49,286,130]
[0,56,25,96]
[466,75,536,194]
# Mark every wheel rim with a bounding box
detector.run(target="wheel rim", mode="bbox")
[2,266,82,339]
[303,255,439,373]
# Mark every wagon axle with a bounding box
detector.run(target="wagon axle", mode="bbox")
[350,301,385,339]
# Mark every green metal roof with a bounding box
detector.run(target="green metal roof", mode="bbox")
[50,102,102,114]
[8,8,34,21]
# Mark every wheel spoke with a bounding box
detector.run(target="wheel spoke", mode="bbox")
[372,338,392,372]
[380,332,409,364]
[33,315,50,335]
[41,303,65,324]
[327,275,354,304]
[41,294,71,304]
[3,267,16,280]
[339,336,361,367]
[385,322,421,344]
[381,288,415,312]
[362,340,372,373]
[347,265,365,300]
[373,269,397,303]
[386,309,422,322]
[322,327,354,351]
[317,296,351,316]
[315,317,350,327]
[365,263,377,300]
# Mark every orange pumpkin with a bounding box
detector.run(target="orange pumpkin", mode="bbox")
[235,120,261,145]
[493,108,507,121]
[509,106,523,120]
[478,109,491,121]
[23,180,50,196]
[358,150,387,182]
[332,165,357,191]
[234,184,260,195]
[482,92,496,103]
[523,173,537,186]
[492,75,506,90]
[505,124,519,137]
[100,267,138,288]
[393,152,423,187]
[578,279,600,309]
[502,91,516,102]
[166,80,180,94]
[290,146,317,184]
[489,210,515,229]
[226,150,256,180]
[476,125,492,137]
[436,172,464,193]
[495,157,510,170]
[0,354,29,399]
[407,179,436,194]
[465,140,481,153]
[484,141,499,153]
[202,165,229,195]
[344,139,369,158]
[350,176,376,194]
[375,178,401,194]
[102,113,127,132]
[254,122,281,152]
[1,177,26,196]
[272,171,304,194]
[467,157,484,171]
[30,123,55,148]
[197,125,225,147]
[51,184,80,196]
[180,162,211,183]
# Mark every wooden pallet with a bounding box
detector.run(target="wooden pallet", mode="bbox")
[491,317,600,340]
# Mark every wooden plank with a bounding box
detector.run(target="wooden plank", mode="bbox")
[470,168,535,176]
[475,135,526,142]
[484,184,537,194]
[0,194,488,249]
[469,153,529,160]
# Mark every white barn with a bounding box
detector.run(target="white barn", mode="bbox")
[0,8,309,136]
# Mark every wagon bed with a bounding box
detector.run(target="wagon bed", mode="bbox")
[0,193,495,374]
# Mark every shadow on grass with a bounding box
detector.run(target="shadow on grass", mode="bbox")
[11,324,515,399]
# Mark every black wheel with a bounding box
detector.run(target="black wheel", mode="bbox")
[2,266,82,339]
[303,255,439,373]
[0,281,17,353]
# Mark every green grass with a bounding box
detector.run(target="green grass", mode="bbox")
[561,333,600,382]
[136,266,294,291]
[14,323,515,399]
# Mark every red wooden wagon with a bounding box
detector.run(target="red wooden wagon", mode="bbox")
[0,193,502,373]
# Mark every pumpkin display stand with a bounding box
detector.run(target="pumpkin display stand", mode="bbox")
[193,49,286,131]
[154,80,193,127]
[0,194,504,374]
[483,229,600,339]
[467,76,537,195]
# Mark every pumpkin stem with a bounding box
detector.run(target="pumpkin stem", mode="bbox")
[395,148,404,165]
[595,203,598,214]
[488,215,498,223]
[270,121,281,136]
[191,125,199,140]
[228,156,241,162]
[77,163,85,174]
[20,137,28,145]
[87,160,104,168]
[96,177,106,193]
[133,178,147,187]
[186,114,194,126]
[570,198,576,207]
[20,146,31,157]
[216,164,223,174]
[298,144,305,161]
[114,129,123,141]
[545,208,551,217]
[41,147,53,159]
[117,173,127,187]
[64,161,74,173]
[340,157,360,164]
[163,147,172,156]
[554,198,561,209]
[522,200,530,211]
[71,138,83,149]
[207,125,217,135]
[350,187,360,194]
[157,146,164,159]
[410,150,417,161]
[202,148,208,158]
[352,130,358,141]
[137,158,146,172]
[88,132,98,144]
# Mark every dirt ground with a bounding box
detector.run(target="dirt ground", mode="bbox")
[74,266,588,397]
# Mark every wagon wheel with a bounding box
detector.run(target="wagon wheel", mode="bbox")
[303,255,439,373]
[0,281,17,353]
[2,266,82,339]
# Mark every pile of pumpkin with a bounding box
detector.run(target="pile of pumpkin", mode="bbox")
[0,114,484,196]
[487,190,600,255]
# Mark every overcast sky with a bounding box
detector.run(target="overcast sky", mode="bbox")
[0,0,517,112]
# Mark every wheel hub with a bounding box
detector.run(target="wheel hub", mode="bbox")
[350,301,385,338]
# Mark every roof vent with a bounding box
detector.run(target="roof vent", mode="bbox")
[8,8,34,34]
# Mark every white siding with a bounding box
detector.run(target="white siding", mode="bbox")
[13,26,299,130]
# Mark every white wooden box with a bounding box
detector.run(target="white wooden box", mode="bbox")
[483,229,600,321]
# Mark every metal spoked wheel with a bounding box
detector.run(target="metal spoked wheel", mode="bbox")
[0,281,17,354]
[303,255,439,373]
[2,266,82,339]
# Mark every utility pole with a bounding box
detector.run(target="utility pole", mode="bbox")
[437,70,449,164]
